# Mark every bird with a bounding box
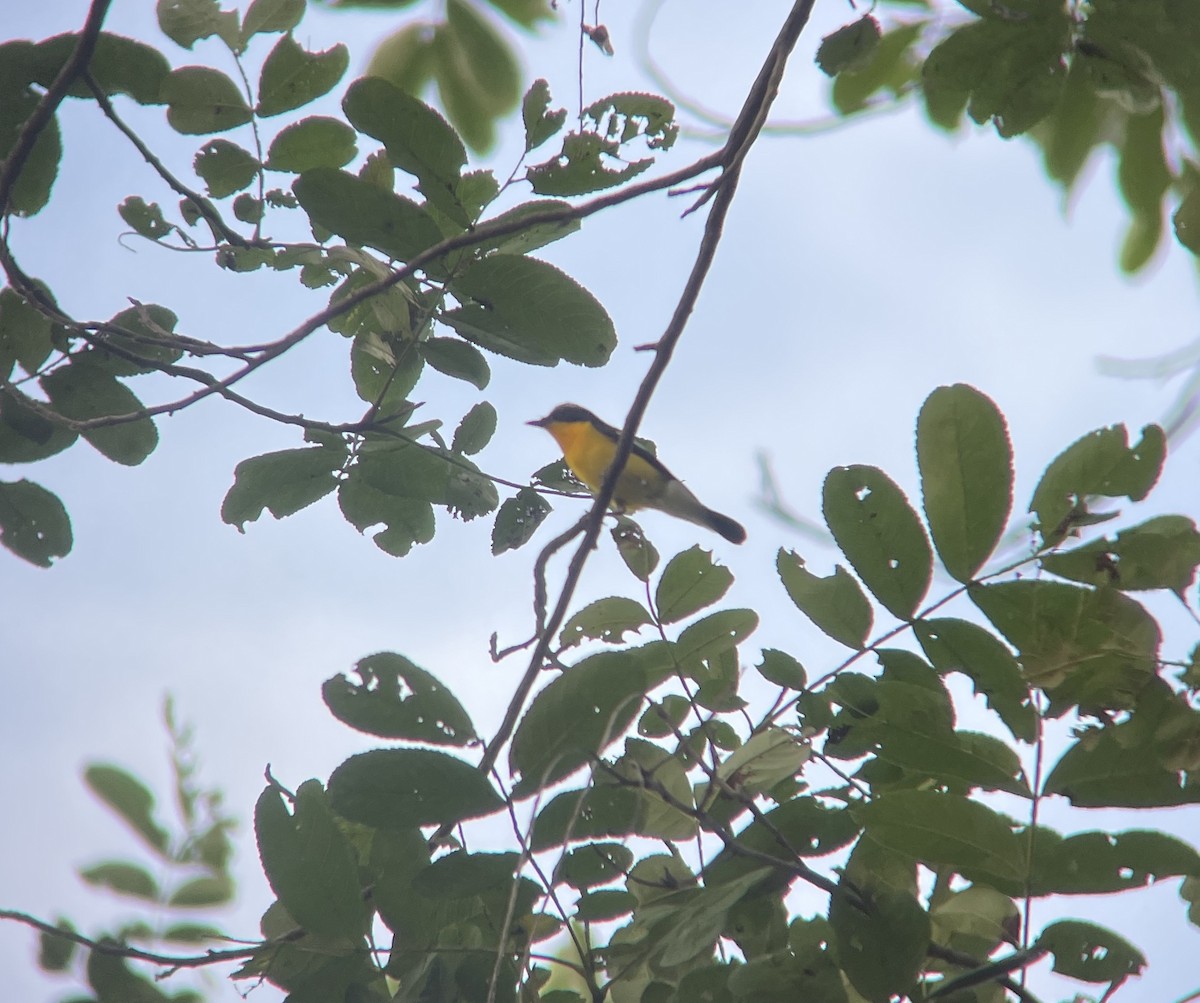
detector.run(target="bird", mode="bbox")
[528,403,747,544]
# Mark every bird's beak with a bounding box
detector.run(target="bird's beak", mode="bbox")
[527,416,549,428]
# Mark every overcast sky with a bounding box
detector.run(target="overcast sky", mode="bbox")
[3,2,1200,1001]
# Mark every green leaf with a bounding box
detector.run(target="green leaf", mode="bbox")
[84,764,170,854]
[88,951,174,1002]
[613,517,659,581]
[118,196,173,240]
[254,780,366,940]
[194,138,258,197]
[1036,920,1145,983]
[523,78,567,151]
[855,790,1024,884]
[922,16,1069,137]
[323,652,476,745]
[830,884,928,1003]
[34,32,171,104]
[1043,725,1199,807]
[343,76,468,225]
[37,920,76,972]
[0,87,61,216]
[365,22,437,97]
[823,465,931,620]
[575,889,636,922]
[1040,515,1200,595]
[1175,181,1200,254]
[816,16,882,77]
[0,478,71,567]
[256,34,348,117]
[531,785,642,850]
[510,648,672,796]
[41,362,158,465]
[1029,423,1165,548]
[168,874,233,906]
[451,401,496,455]
[675,608,759,675]
[440,0,521,125]
[156,0,240,50]
[0,286,54,376]
[328,747,504,828]
[832,22,923,114]
[221,443,346,529]
[560,596,652,649]
[1031,828,1200,895]
[161,66,253,135]
[421,336,491,389]
[356,437,498,520]
[0,388,78,463]
[338,471,436,556]
[913,617,1035,743]
[412,849,520,897]
[777,550,872,649]
[715,727,808,797]
[266,116,357,172]
[970,580,1159,713]
[492,486,550,554]
[655,545,733,625]
[561,842,634,890]
[471,199,580,257]
[80,862,160,901]
[293,167,443,261]
[916,383,1013,581]
[706,797,859,886]
[91,303,184,376]
[443,254,615,367]
[755,648,806,690]
[242,0,305,42]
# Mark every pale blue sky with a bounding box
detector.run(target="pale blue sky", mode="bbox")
[3,2,1200,1001]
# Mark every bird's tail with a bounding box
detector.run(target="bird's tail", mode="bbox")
[660,480,746,544]
[703,508,747,545]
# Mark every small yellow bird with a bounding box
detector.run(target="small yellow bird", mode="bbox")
[528,403,746,544]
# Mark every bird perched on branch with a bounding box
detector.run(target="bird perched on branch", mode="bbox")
[528,403,746,544]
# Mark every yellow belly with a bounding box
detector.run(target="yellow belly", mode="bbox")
[550,421,664,511]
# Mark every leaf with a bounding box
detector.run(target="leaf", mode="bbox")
[560,597,652,649]
[343,76,468,225]
[161,66,253,135]
[365,22,437,98]
[1043,726,1199,807]
[91,303,185,376]
[561,842,634,890]
[168,874,233,906]
[338,473,436,557]
[1030,828,1200,895]
[1036,920,1145,983]
[531,785,643,850]
[84,764,170,854]
[266,116,357,172]
[194,138,258,197]
[254,781,366,940]
[293,167,443,262]
[41,362,158,465]
[492,486,550,555]
[34,32,171,104]
[523,78,567,151]
[655,545,733,625]
[221,443,346,530]
[0,388,78,463]
[242,0,305,42]
[471,199,580,257]
[412,850,520,897]
[118,196,173,240]
[443,254,615,367]
[916,383,1013,581]
[1039,515,1200,596]
[1029,423,1165,548]
[755,648,806,690]
[0,478,71,567]
[830,884,928,1003]
[328,747,504,828]
[816,16,882,77]
[156,0,240,50]
[322,652,476,745]
[0,286,53,376]
[510,648,672,796]
[80,862,160,901]
[777,550,872,649]
[88,951,174,1002]
[421,336,491,389]
[0,86,61,216]
[970,580,1159,713]
[854,790,1024,884]
[822,465,932,620]
[257,34,348,117]
[451,401,496,455]
[355,437,497,520]
[715,727,809,796]
[675,609,759,675]
[913,617,1036,742]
